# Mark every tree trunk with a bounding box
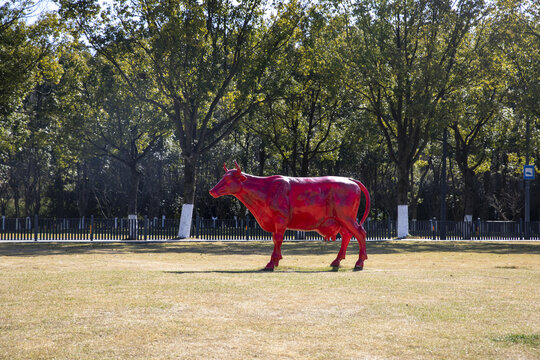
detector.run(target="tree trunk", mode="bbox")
[462,168,475,220]
[127,164,141,215]
[281,159,289,176]
[300,153,310,177]
[34,179,41,215]
[397,161,409,205]
[480,170,492,220]
[258,142,267,176]
[183,155,198,205]
[76,162,89,217]
[291,140,298,177]
[178,155,198,238]
[147,160,163,218]
[11,178,20,218]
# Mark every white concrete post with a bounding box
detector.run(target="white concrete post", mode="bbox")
[397,205,409,238]
[178,203,194,238]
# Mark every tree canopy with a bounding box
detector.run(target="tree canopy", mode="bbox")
[0,0,538,222]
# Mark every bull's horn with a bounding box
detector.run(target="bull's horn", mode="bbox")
[223,163,228,172]
[234,160,242,173]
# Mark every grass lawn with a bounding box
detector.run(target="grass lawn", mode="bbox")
[0,240,539,359]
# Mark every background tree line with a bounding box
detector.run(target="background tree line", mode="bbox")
[0,0,538,223]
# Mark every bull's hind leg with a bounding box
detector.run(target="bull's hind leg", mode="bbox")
[264,231,285,271]
[330,230,352,268]
[338,218,368,271]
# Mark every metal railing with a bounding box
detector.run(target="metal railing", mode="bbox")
[191,217,396,241]
[0,215,179,241]
[1,215,538,241]
[410,219,540,240]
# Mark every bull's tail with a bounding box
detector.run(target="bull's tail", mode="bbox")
[352,179,371,225]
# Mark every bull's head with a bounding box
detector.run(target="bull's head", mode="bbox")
[209,160,247,198]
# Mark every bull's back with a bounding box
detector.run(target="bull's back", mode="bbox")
[286,176,361,230]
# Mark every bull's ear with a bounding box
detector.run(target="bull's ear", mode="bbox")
[223,163,228,172]
[237,172,247,182]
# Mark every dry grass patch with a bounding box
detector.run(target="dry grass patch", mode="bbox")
[0,241,539,359]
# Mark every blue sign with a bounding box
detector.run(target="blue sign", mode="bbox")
[524,165,535,180]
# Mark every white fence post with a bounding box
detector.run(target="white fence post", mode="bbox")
[128,214,138,239]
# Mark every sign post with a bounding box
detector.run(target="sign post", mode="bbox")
[524,165,535,240]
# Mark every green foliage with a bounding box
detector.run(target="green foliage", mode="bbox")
[340,0,486,203]
[0,0,539,219]
[57,0,303,203]
[249,4,347,176]
[0,1,62,118]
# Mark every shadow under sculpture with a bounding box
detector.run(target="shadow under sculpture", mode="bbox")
[209,161,371,271]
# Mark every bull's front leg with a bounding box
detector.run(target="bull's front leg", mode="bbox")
[264,231,285,271]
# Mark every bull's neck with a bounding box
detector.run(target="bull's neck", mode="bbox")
[234,174,269,217]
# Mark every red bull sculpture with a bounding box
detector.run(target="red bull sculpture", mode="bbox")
[209,161,371,271]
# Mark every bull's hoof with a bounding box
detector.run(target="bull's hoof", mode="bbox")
[331,266,339,272]
[354,259,364,271]
[264,261,275,271]
[330,259,341,268]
